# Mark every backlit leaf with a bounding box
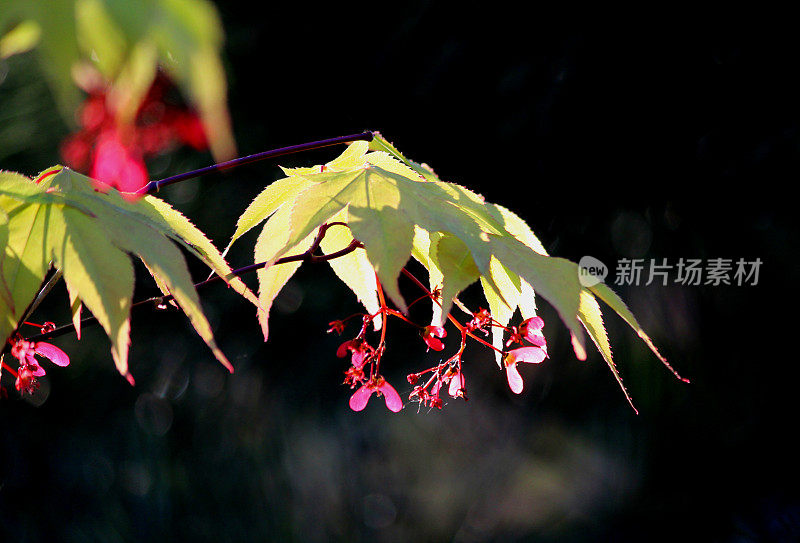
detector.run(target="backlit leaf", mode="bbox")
[428,232,479,327]
[253,202,315,341]
[577,288,637,413]
[1,167,252,381]
[225,175,312,254]
[589,281,687,382]
[319,208,381,330]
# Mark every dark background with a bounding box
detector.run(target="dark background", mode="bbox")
[1,5,798,542]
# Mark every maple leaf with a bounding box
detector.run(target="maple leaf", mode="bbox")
[0,167,258,383]
[223,142,382,340]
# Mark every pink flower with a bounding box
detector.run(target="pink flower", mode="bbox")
[336,338,372,369]
[519,316,547,349]
[503,346,546,394]
[349,375,404,412]
[422,325,447,351]
[9,338,70,395]
[342,365,365,387]
[466,308,492,333]
[15,364,40,395]
[429,366,466,401]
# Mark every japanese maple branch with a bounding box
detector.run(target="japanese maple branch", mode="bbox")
[135,131,374,195]
[20,233,363,345]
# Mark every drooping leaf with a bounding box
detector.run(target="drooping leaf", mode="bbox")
[428,232,479,327]
[1,167,255,381]
[47,203,135,378]
[480,258,523,366]
[253,202,316,341]
[319,208,382,330]
[488,234,584,346]
[588,282,662,360]
[589,281,687,382]
[0,172,64,346]
[349,205,415,314]
[576,288,637,413]
[136,195,259,307]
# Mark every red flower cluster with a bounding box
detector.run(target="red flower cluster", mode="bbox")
[328,272,550,412]
[60,73,207,197]
[330,311,405,413]
[408,355,467,410]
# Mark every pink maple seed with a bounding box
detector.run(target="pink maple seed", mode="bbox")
[506,363,524,394]
[378,379,404,412]
[521,316,544,331]
[422,325,447,351]
[349,383,374,411]
[448,370,466,398]
[348,376,403,413]
[503,346,546,395]
[350,349,366,369]
[7,338,71,396]
[430,379,442,397]
[336,338,370,369]
[506,346,546,365]
[33,342,70,367]
[336,341,351,358]
[519,316,547,348]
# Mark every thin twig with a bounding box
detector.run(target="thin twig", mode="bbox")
[399,268,503,354]
[17,237,364,345]
[135,131,374,195]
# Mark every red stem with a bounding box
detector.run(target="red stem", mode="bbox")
[399,268,504,354]
[1,361,18,378]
